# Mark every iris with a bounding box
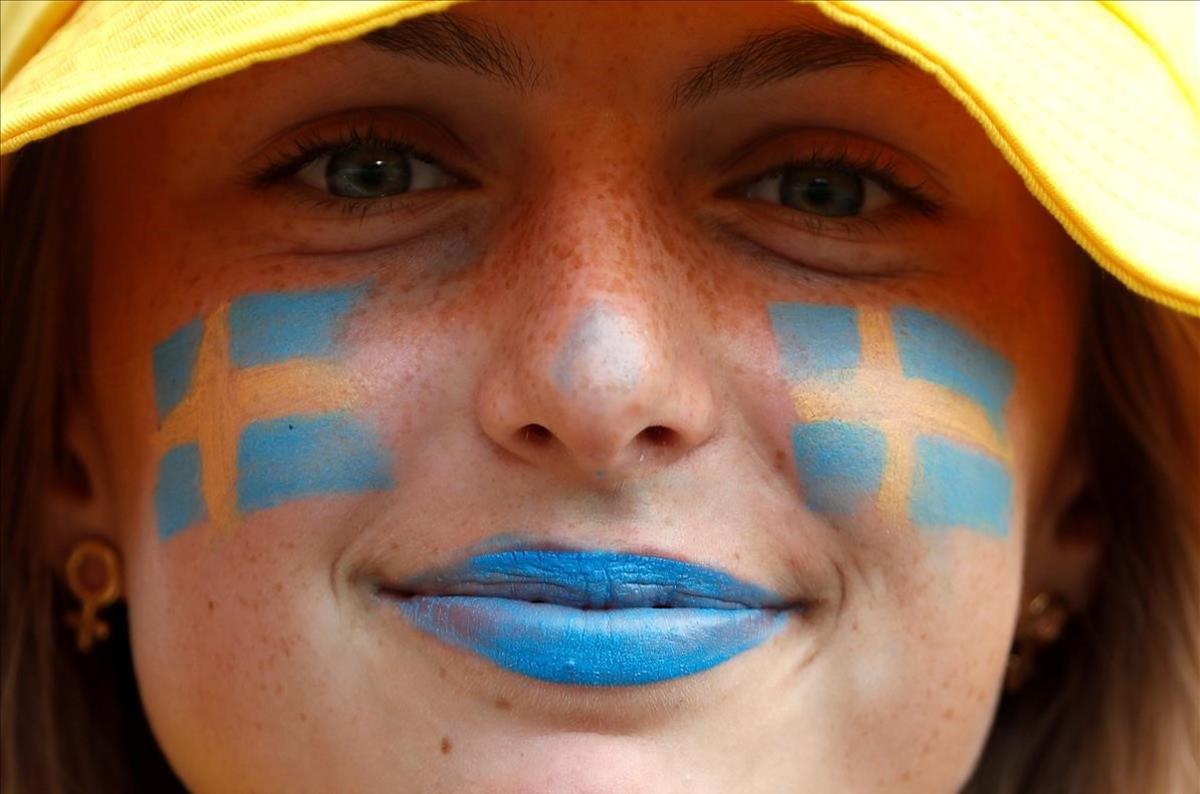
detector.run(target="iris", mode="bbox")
[779,168,865,217]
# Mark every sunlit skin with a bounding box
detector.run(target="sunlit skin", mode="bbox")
[61,1,1096,791]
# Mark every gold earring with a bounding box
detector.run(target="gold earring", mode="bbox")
[1005,591,1069,692]
[64,538,123,652]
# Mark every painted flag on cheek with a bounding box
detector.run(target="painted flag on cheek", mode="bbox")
[769,303,1015,537]
[150,283,394,540]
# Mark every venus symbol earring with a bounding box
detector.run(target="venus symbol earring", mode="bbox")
[64,537,123,652]
[1004,591,1070,692]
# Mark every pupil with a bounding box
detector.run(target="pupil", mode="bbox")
[803,178,835,208]
[780,169,865,217]
[326,147,411,198]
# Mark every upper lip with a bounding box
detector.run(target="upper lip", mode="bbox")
[379,547,801,610]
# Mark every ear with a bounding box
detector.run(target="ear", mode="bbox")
[1022,443,1104,613]
[43,404,120,575]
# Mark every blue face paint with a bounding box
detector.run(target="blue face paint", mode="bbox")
[151,318,204,418]
[399,549,789,609]
[791,421,886,515]
[154,443,206,540]
[891,308,1014,435]
[550,303,645,395]
[910,435,1013,536]
[228,284,366,368]
[396,597,786,686]
[152,282,394,539]
[768,303,860,381]
[768,302,1015,538]
[391,548,792,686]
[236,412,394,513]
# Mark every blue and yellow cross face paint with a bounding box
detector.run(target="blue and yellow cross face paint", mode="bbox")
[769,303,1015,537]
[151,283,394,540]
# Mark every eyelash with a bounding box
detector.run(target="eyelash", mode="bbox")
[246,125,942,222]
[244,123,448,217]
[738,142,941,220]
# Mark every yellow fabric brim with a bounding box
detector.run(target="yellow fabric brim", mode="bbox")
[2,0,1197,316]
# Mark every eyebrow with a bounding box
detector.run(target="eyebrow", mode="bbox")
[360,15,905,107]
[668,26,907,108]
[361,12,541,92]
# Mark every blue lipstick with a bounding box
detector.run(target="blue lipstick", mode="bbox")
[384,549,794,686]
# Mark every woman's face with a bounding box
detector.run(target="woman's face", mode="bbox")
[79,1,1084,791]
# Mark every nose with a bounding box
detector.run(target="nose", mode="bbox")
[476,179,717,481]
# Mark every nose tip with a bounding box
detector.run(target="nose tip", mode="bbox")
[550,304,645,397]
[478,300,716,480]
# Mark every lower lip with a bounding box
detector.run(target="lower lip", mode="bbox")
[390,595,789,686]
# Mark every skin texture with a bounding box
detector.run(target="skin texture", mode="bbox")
[58,1,1096,791]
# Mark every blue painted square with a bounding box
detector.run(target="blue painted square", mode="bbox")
[792,421,886,515]
[236,412,394,513]
[228,284,365,368]
[155,443,206,540]
[910,435,1012,537]
[768,303,860,382]
[151,318,204,419]
[891,308,1014,435]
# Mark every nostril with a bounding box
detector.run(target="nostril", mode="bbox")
[638,425,677,447]
[519,424,554,445]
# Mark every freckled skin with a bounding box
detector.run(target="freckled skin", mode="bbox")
[78,1,1084,792]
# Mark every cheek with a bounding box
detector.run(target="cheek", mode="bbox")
[761,301,1023,786]
[814,530,1018,789]
[766,302,1016,539]
[124,507,360,789]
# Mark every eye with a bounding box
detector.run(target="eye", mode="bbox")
[742,166,892,217]
[294,144,458,199]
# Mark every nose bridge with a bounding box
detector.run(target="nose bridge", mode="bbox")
[506,144,677,384]
[476,146,716,478]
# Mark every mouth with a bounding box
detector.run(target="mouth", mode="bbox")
[376,548,806,687]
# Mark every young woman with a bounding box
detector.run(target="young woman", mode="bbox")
[2,1,1197,791]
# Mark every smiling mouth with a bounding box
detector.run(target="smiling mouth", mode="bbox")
[376,548,807,687]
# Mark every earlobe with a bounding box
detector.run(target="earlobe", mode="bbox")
[43,406,120,575]
[1022,449,1104,614]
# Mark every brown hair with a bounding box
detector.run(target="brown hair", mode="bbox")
[2,129,1198,793]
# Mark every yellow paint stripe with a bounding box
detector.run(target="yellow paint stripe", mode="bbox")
[157,395,198,451]
[790,374,1011,464]
[877,422,916,518]
[190,306,239,533]
[234,359,360,419]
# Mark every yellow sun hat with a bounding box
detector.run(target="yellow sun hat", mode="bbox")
[2,0,1198,316]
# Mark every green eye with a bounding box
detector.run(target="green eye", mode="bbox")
[296,144,456,199]
[743,163,893,219]
[779,168,865,217]
[325,146,412,198]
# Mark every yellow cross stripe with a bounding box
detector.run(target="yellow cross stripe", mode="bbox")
[156,304,360,533]
[787,306,1012,522]
[788,374,1010,463]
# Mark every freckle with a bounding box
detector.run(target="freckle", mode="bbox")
[299,712,308,722]
[440,736,452,755]
[733,552,741,561]
[207,599,215,611]
[773,449,787,473]
[943,707,956,721]
[494,697,511,710]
